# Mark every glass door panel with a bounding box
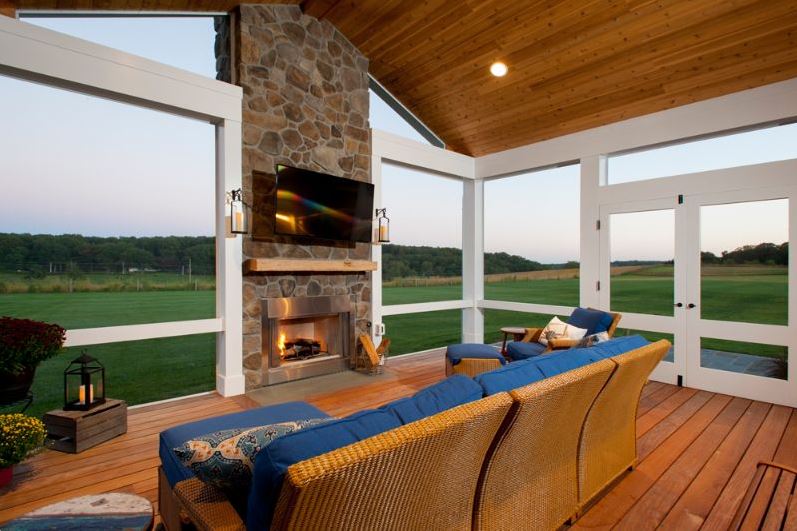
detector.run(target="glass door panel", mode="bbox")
[686,191,794,406]
[600,199,684,384]
[700,199,788,326]
[608,209,675,316]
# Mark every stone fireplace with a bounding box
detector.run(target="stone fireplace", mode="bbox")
[217,4,372,390]
[263,295,353,384]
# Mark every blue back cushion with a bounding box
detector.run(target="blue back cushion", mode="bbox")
[475,358,547,395]
[505,341,546,360]
[532,348,604,377]
[247,408,401,530]
[590,335,649,358]
[380,375,483,424]
[159,401,329,488]
[568,307,615,335]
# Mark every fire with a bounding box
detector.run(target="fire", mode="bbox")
[278,332,287,358]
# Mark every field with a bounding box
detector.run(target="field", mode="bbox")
[0,264,787,417]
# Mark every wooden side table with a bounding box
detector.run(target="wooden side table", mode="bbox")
[500,327,528,356]
[43,399,127,453]
[5,493,153,530]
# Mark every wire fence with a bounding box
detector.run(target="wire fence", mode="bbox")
[0,262,215,294]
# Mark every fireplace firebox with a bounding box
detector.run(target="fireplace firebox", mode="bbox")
[263,295,353,384]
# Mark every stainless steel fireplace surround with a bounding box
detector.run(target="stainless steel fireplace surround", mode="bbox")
[262,295,353,385]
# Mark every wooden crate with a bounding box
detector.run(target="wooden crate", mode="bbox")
[43,399,127,453]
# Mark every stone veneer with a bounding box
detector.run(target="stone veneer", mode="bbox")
[219,4,372,390]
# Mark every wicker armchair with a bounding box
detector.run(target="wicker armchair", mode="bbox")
[473,359,616,531]
[519,308,622,353]
[576,339,670,513]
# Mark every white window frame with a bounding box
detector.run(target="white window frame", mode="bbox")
[374,77,797,375]
[0,17,245,396]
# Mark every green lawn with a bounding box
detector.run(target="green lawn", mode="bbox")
[0,291,214,329]
[0,290,216,418]
[0,265,788,417]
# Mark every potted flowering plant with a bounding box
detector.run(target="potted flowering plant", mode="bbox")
[0,317,66,404]
[0,414,46,487]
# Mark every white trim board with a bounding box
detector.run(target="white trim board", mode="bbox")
[476,77,797,179]
[0,16,241,122]
[65,318,224,347]
[372,129,475,179]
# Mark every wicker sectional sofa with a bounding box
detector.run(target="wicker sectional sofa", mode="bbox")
[159,336,669,531]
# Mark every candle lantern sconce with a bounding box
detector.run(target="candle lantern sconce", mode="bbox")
[229,188,248,235]
[375,208,390,243]
[63,350,106,411]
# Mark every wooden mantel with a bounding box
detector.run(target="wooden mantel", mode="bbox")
[244,258,378,274]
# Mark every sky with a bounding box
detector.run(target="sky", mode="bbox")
[0,16,792,263]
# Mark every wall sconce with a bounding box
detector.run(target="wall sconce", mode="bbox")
[376,208,390,243]
[228,188,248,235]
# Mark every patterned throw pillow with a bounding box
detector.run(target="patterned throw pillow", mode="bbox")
[173,418,330,492]
[577,331,611,348]
[538,316,588,346]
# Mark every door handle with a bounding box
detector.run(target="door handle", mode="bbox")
[674,302,683,308]
[687,303,696,309]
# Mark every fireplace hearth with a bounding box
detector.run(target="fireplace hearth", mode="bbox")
[263,295,353,384]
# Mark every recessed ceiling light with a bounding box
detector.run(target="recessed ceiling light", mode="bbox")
[490,61,508,77]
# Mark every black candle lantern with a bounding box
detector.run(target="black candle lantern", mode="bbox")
[376,208,390,243]
[63,351,106,411]
[229,188,248,235]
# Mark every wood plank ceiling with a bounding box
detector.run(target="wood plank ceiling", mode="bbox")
[4,0,797,156]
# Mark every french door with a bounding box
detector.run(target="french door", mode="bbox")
[599,187,796,407]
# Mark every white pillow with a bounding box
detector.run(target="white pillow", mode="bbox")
[538,316,588,346]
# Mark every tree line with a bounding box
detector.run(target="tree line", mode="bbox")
[0,233,215,275]
[382,245,579,281]
[701,242,788,266]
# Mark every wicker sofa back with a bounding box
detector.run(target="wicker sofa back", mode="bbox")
[577,339,670,512]
[473,359,616,531]
[270,392,513,531]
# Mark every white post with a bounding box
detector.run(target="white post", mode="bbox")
[580,155,605,309]
[462,178,484,343]
[371,153,383,343]
[215,119,245,396]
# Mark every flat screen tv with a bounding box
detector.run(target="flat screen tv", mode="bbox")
[274,165,374,243]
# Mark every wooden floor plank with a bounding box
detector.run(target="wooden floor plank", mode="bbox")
[636,390,714,461]
[636,386,698,436]
[657,401,772,530]
[637,382,681,417]
[614,397,752,530]
[701,406,793,531]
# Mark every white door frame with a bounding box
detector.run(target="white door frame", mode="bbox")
[684,186,796,406]
[598,197,686,384]
[597,163,796,406]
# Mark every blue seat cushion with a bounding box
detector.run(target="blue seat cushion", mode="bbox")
[247,408,402,530]
[475,357,548,395]
[446,343,506,365]
[380,375,483,424]
[567,307,615,335]
[590,335,650,358]
[159,401,329,489]
[505,341,546,361]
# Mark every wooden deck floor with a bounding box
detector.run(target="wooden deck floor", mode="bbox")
[1,351,795,529]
